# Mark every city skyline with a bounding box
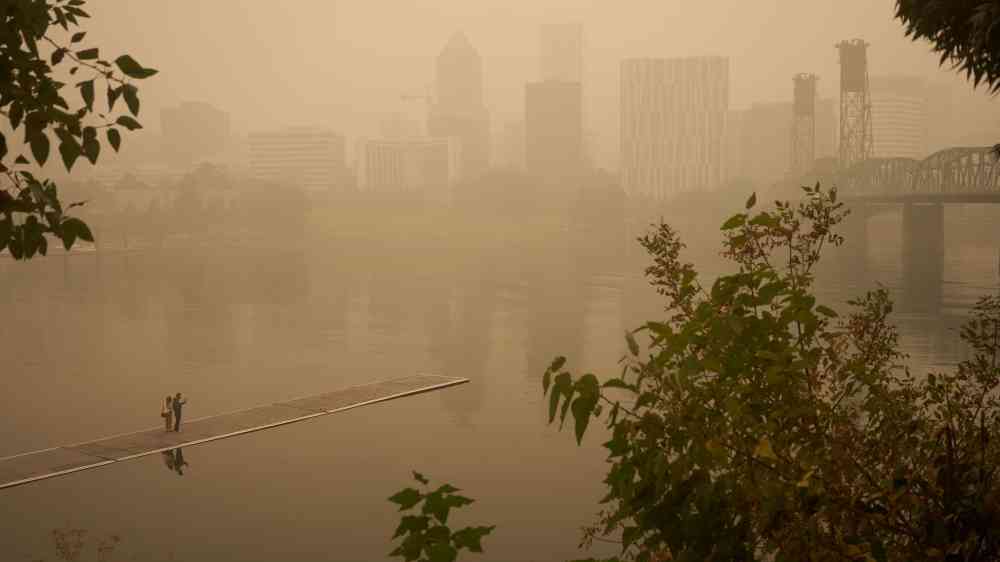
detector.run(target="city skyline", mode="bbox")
[81,0,1000,172]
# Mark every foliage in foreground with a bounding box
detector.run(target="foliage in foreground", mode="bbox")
[387,471,496,562]
[1,0,157,259]
[895,0,1000,93]
[394,185,1000,562]
[543,185,1000,561]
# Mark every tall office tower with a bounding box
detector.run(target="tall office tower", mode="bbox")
[870,75,928,159]
[247,127,346,193]
[428,32,490,181]
[495,120,526,170]
[836,39,873,169]
[724,109,747,183]
[161,101,231,168]
[539,23,584,83]
[620,57,729,200]
[791,74,818,176]
[525,80,583,184]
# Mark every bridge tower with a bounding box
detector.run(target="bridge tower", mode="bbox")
[836,39,873,170]
[791,73,818,177]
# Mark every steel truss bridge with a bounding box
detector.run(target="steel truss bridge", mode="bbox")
[816,146,1000,203]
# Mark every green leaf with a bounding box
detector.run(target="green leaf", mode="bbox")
[745,192,757,209]
[451,526,495,553]
[71,32,86,43]
[58,137,81,171]
[412,471,429,485]
[548,373,571,423]
[754,436,777,461]
[721,213,746,230]
[30,133,50,166]
[572,395,597,444]
[815,305,838,318]
[425,542,457,562]
[392,515,428,539]
[435,483,460,495]
[602,378,636,391]
[77,48,99,60]
[114,54,158,79]
[108,85,122,112]
[116,115,142,131]
[123,84,140,116]
[548,356,566,372]
[107,128,122,152]
[9,103,23,130]
[82,136,100,164]
[62,217,94,243]
[52,48,66,65]
[388,488,423,511]
[625,330,639,356]
[79,80,95,111]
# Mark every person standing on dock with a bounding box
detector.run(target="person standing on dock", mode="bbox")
[172,392,187,432]
[162,396,173,432]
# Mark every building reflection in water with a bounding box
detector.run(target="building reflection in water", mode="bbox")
[434,274,497,426]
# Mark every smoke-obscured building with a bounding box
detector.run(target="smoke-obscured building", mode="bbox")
[923,78,1000,153]
[870,75,928,159]
[428,32,490,181]
[247,127,347,193]
[726,98,836,187]
[525,80,584,184]
[161,102,231,168]
[494,120,525,171]
[621,57,728,199]
[539,23,583,83]
[357,138,458,202]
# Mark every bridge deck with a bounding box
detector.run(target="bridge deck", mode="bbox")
[0,374,468,491]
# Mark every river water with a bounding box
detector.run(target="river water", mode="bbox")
[0,208,997,562]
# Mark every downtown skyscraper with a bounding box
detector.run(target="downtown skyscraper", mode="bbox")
[428,32,490,181]
[620,57,729,200]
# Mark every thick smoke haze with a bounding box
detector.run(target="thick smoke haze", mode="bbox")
[84,0,992,169]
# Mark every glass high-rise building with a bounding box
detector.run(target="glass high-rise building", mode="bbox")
[620,57,729,200]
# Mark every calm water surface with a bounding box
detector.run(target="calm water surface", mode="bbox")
[1,211,997,561]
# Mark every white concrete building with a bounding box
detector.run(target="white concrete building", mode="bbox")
[247,127,346,193]
[620,57,729,199]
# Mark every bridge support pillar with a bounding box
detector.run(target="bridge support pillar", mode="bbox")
[901,202,943,312]
[820,204,868,283]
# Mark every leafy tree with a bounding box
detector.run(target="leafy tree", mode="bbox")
[394,185,1000,562]
[387,472,495,562]
[895,0,1000,92]
[543,185,1000,561]
[1,0,157,259]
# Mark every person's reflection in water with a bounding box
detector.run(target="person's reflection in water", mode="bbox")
[161,448,189,476]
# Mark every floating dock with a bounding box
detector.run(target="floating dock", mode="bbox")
[0,374,468,491]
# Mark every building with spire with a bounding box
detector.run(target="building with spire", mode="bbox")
[428,32,491,181]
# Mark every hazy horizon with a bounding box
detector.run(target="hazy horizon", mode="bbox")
[82,0,999,170]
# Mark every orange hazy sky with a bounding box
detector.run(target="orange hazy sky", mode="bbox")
[79,0,994,166]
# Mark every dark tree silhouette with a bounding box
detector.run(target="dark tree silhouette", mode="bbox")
[896,1,1000,92]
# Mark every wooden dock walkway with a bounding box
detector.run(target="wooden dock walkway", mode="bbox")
[0,374,468,491]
